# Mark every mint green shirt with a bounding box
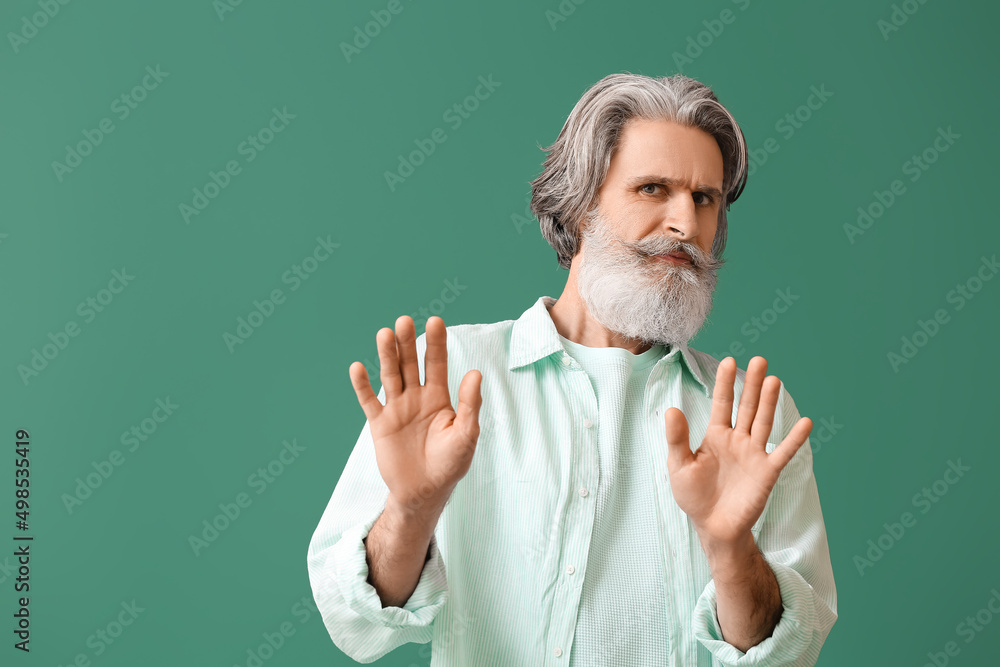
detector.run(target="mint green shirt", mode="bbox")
[307,296,837,666]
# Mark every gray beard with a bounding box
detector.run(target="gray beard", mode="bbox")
[575,209,725,349]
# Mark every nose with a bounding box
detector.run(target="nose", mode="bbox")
[662,196,700,244]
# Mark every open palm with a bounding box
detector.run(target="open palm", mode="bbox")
[349,315,483,515]
[663,356,813,544]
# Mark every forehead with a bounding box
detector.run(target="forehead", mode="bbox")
[608,118,724,189]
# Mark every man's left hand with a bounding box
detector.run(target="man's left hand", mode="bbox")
[663,356,813,547]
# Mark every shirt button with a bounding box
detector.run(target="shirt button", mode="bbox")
[578,487,588,497]
[583,418,593,428]
[554,647,563,657]
[561,355,572,366]
[566,565,575,575]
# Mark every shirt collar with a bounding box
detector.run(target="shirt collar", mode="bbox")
[507,296,712,398]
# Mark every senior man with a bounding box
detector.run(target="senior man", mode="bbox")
[307,72,837,666]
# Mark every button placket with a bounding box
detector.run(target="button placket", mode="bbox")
[548,358,595,666]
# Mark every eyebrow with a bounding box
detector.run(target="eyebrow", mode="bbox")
[625,175,724,201]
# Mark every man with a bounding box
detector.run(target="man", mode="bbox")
[307,72,837,666]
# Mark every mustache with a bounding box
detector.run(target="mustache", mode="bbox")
[581,209,724,271]
[629,238,709,268]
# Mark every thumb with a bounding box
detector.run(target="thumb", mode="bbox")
[664,407,693,472]
[454,369,483,445]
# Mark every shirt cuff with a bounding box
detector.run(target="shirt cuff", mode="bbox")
[333,511,449,630]
[692,553,816,666]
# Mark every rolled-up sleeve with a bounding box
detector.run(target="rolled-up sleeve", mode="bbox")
[306,380,449,664]
[691,382,838,666]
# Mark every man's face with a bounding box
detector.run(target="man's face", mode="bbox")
[573,117,727,348]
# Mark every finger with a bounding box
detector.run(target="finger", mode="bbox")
[709,357,737,429]
[767,417,813,474]
[453,370,483,448]
[664,407,694,472]
[349,361,384,422]
[377,327,403,400]
[749,375,781,449]
[424,316,448,389]
[395,315,420,390]
[734,356,767,435]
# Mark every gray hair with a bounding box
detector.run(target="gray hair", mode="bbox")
[529,72,749,270]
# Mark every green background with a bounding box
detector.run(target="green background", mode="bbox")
[2,0,998,664]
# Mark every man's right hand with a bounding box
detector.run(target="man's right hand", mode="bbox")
[349,315,483,524]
